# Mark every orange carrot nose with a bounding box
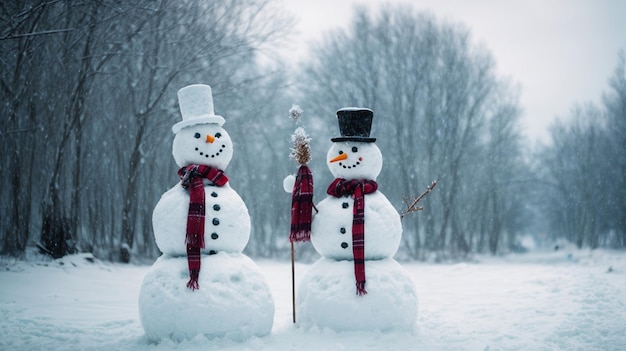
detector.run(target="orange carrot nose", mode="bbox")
[206,134,215,143]
[329,153,348,163]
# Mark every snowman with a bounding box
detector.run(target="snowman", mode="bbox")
[138,84,274,342]
[296,108,418,331]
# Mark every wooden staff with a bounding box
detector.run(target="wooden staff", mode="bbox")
[291,241,296,323]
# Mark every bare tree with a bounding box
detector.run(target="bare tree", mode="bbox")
[0,0,294,260]
[0,1,52,256]
[537,50,626,250]
[539,105,606,248]
[34,1,148,258]
[603,50,626,247]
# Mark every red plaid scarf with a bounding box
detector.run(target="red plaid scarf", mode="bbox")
[327,178,378,295]
[178,164,229,290]
[290,165,314,242]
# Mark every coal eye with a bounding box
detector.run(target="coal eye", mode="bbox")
[215,132,222,138]
[352,146,358,152]
[338,150,344,155]
[194,132,201,139]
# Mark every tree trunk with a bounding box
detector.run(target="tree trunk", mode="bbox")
[120,115,147,262]
[2,148,28,257]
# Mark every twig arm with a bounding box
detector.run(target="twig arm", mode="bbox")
[400,181,437,218]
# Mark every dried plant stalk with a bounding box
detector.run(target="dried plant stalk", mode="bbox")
[290,127,311,165]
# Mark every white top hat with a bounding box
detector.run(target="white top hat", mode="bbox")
[172,84,225,134]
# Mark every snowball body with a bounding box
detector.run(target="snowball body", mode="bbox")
[297,258,417,332]
[311,191,402,259]
[138,253,274,342]
[153,183,250,256]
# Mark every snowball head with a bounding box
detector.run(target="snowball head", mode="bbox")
[311,191,402,260]
[296,257,418,332]
[283,174,296,193]
[152,183,250,256]
[138,253,275,342]
[172,123,233,170]
[327,141,382,181]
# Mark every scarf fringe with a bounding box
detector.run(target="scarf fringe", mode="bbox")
[356,281,367,296]
[290,230,311,243]
[187,270,200,290]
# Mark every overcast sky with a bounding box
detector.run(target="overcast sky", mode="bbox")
[280,0,626,142]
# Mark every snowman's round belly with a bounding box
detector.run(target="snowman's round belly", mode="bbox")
[152,184,250,256]
[311,191,402,260]
[138,253,274,341]
[296,257,417,332]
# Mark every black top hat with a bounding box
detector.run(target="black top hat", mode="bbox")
[331,107,376,143]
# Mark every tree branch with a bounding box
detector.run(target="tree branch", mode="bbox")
[401,181,437,218]
[1,28,74,41]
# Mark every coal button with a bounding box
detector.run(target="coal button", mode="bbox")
[212,218,220,225]
[342,202,349,208]
[211,233,219,240]
[213,204,221,211]
[340,227,346,234]
[211,192,218,197]
[209,250,217,255]
[341,242,349,249]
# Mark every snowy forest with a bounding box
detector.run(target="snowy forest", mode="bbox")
[1,0,625,263]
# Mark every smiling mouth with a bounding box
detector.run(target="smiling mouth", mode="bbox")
[195,144,226,159]
[338,160,361,169]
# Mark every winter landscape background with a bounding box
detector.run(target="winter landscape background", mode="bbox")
[2,1,626,349]
[2,0,625,263]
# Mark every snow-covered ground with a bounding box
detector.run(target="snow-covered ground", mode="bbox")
[1,248,625,351]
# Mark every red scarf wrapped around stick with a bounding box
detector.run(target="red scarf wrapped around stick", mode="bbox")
[327,178,378,296]
[178,164,229,290]
[290,165,314,242]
